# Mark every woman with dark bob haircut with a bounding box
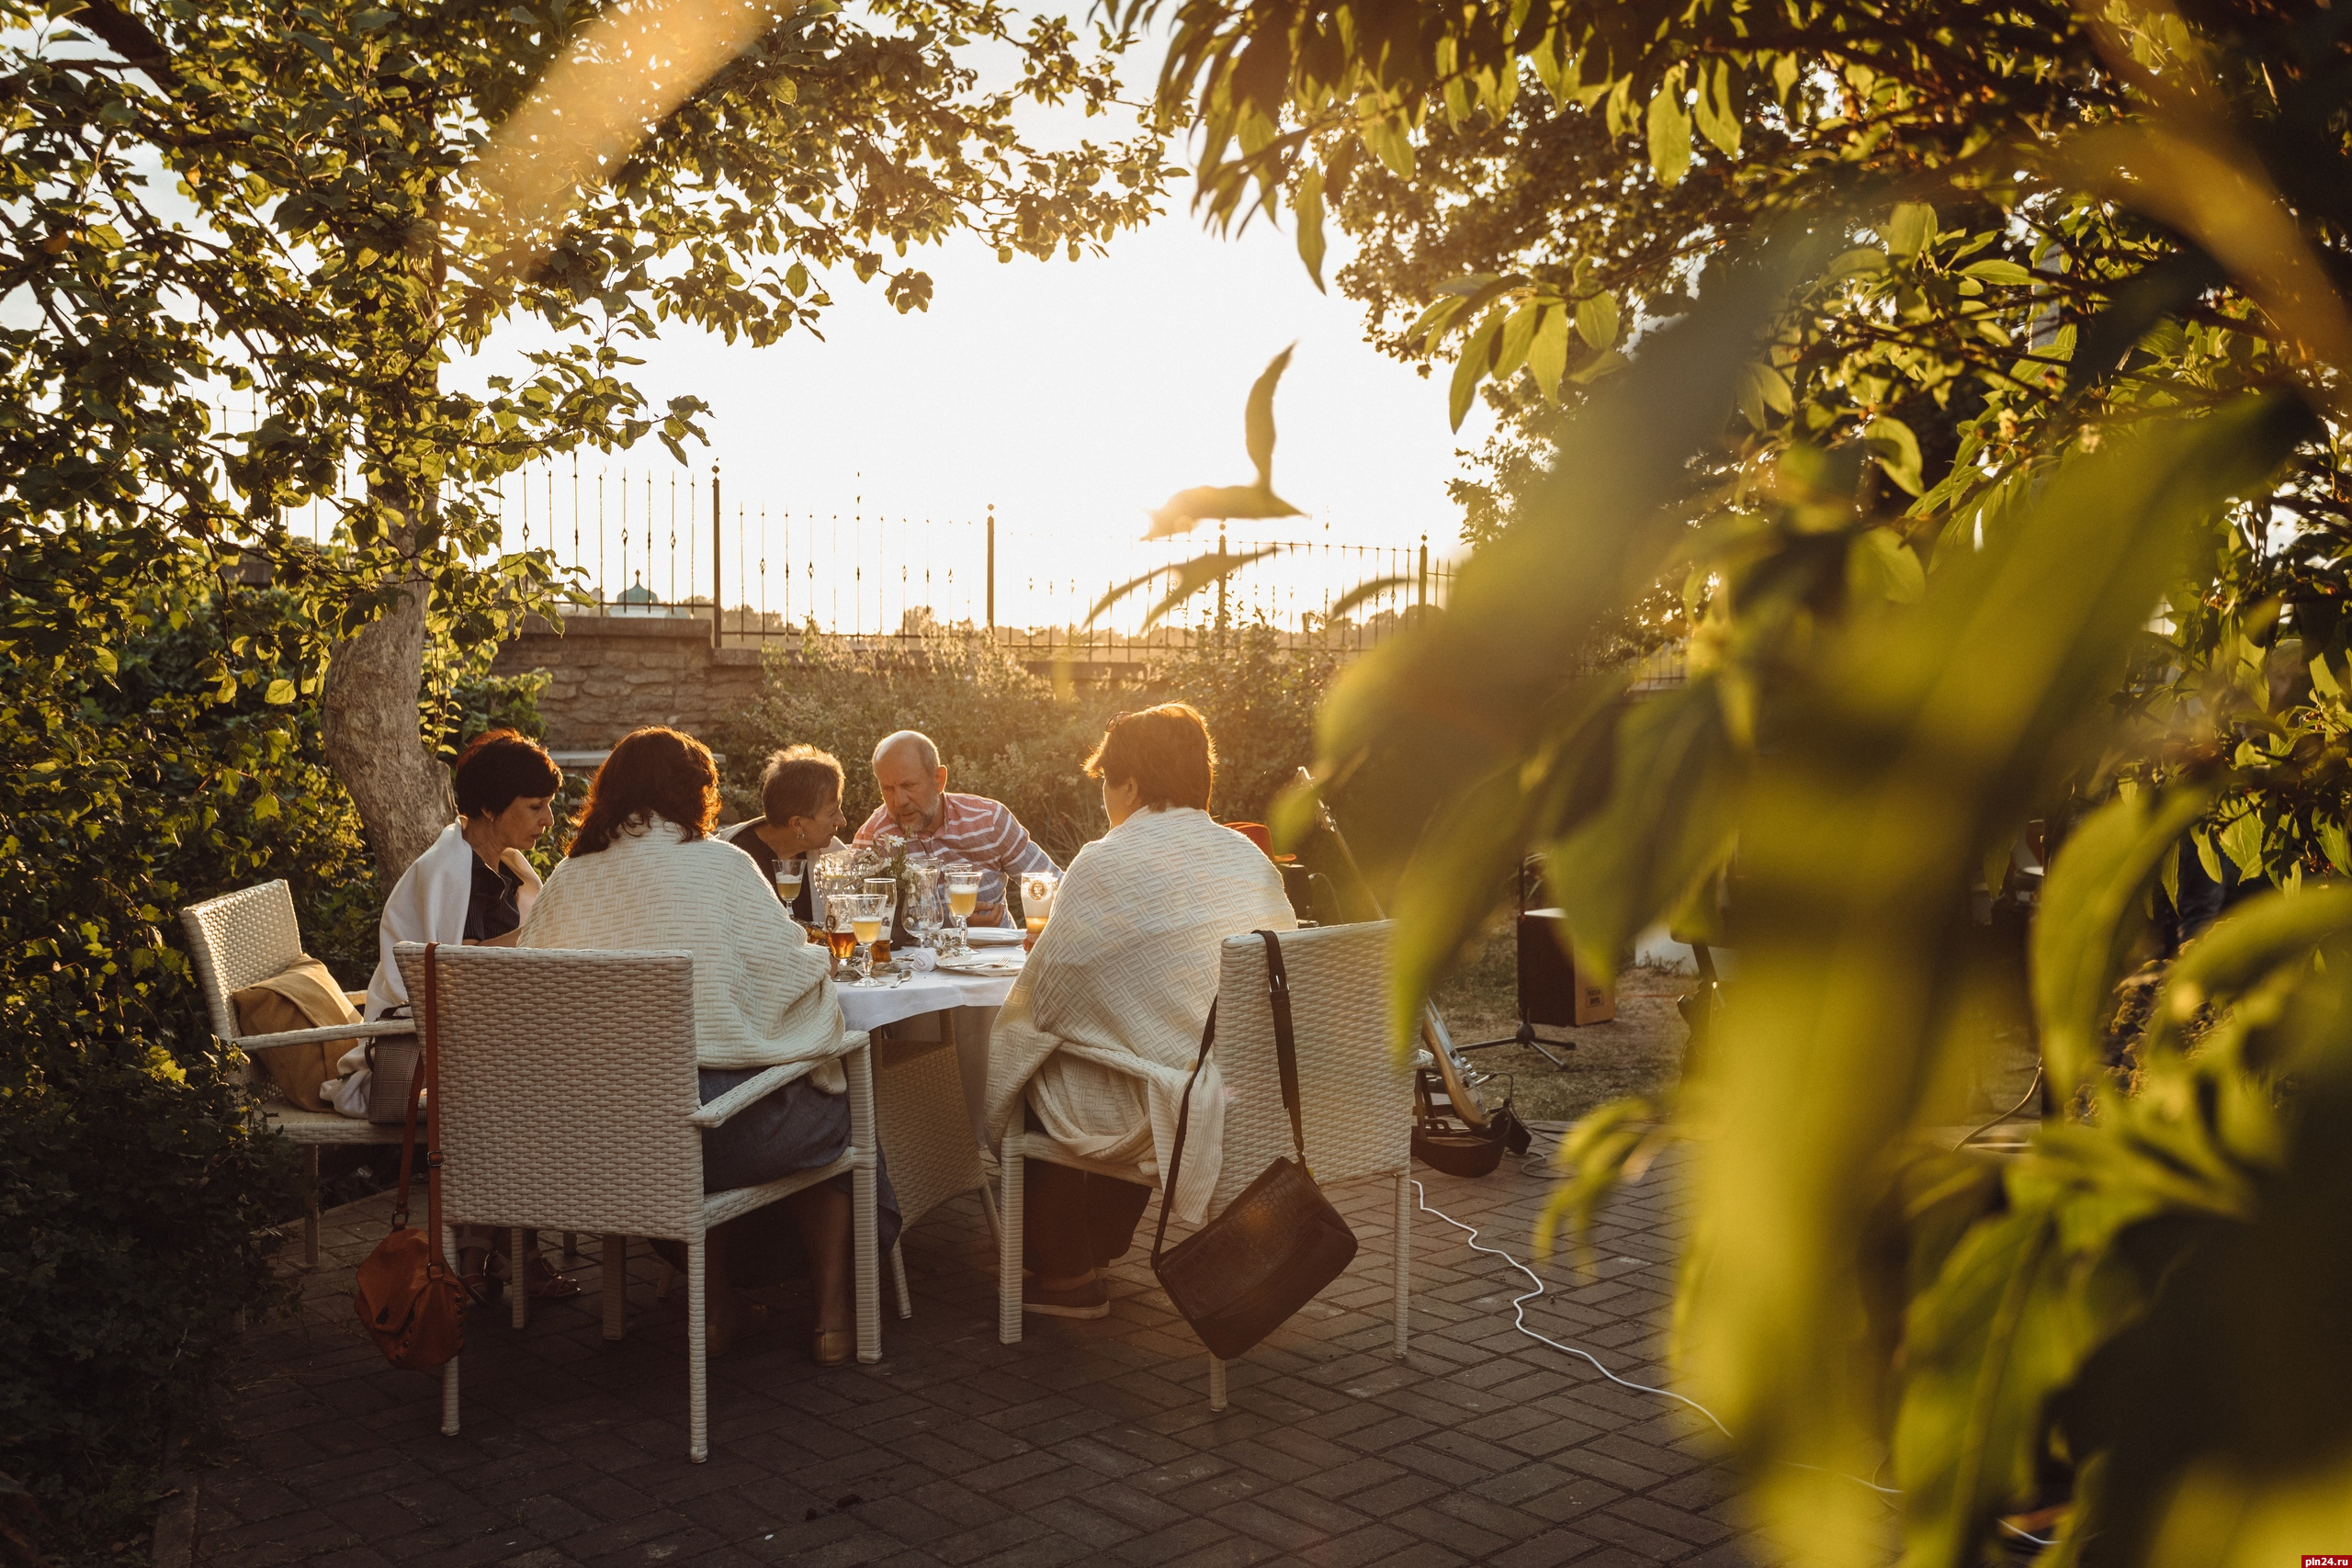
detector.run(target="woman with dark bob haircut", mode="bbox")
[517,727,900,1363]
[361,728,573,1302]
[980,704,1295,1322]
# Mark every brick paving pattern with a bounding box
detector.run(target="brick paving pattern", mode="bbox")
[193,1142,1760,1566]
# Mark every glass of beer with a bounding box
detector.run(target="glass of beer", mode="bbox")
[944,867,982,954]
[825,901,861,978]
[1019,869,1059,940]
[847,895,885,985]
[774,856,805,911]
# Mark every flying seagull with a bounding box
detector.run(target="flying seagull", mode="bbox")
[1145,345,1306,538]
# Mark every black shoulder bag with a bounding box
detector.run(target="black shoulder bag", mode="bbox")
[1150,929,1360,1359]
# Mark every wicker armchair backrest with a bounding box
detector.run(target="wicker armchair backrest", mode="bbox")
[1207,921,1409,1216]
[394,942,709,1239]
[180,879,307,1043]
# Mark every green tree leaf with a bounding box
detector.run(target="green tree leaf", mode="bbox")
[1576,291,1622,352]
[1646,78,1692,188]
[2033,785,2216,1100]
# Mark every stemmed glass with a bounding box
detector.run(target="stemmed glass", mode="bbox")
[904,860,945,953]
[774,856,806,917]
[846,895,886,986]
[944,866,983,956]
[862,876,899,972]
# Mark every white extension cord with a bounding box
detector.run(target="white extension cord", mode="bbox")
[1408,1174,2057,1551]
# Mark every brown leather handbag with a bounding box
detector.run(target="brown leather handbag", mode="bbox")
[353,943,469,1371]
[1150,930,1359,1360]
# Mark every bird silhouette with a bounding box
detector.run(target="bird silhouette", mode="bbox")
[1145,345,1306,538]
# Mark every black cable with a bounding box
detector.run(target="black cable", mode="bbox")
[1960,1065,2044,1149]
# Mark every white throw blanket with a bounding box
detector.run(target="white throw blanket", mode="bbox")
[982,806,1295,1223]
[363,820,543,1020]
[338,821,544,1115]
[517,817,848,1090]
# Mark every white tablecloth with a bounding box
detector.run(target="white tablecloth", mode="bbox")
[836,967,1019,1035]
[842,968,1021,1233]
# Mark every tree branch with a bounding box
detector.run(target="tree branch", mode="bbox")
[72,1,172,90]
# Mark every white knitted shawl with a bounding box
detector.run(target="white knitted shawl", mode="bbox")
[982,806,1295,1222]
[517,818,847,1088]
[364,820,543,1020]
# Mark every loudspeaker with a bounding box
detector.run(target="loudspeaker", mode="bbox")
[1520,908,1614,1026]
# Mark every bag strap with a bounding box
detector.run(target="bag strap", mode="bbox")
[1257,930,1308,1168]
[389,946,432,1232]
[386,943,455,1274]
[1147,928,1306,1262]
[422,942,450,1274]
[1148,1001,1216,1266]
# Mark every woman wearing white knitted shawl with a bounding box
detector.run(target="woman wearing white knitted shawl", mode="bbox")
[516,727,893,1364]
[984,707,1295,1276]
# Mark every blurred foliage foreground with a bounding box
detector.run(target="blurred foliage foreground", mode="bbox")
[1114,0,2352,1561]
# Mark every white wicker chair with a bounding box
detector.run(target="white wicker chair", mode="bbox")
[180,880,416,1266]
[391,942,881,1462]
[998,921,1412,1409]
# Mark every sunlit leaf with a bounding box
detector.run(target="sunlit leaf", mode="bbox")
[1576,292,1621,352]
[1293,164,1326,291]
[1646,77,1692,188]
[2033,784,2215,1100]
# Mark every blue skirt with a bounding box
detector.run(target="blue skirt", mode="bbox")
[697,1067,902,1262]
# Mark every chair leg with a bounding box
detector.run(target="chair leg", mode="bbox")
[686,1237,708,1463]
[1207,1354,1227,1412]
[601,1235,627,1342]
[978,1179,1002,1246]
[854,1157,881,1364]
[510,1227,530,1331]
[440,1219,461,1436]
[1394,1172,1411,1360]
[304,1145,321,1268]
[562,1231,579,1262]
[997,1134,1024,1346]
[891,1242,913,1321]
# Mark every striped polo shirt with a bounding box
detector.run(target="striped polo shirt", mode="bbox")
[853,793,1056,927]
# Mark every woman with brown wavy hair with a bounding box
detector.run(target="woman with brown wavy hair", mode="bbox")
[517,727,899,1362]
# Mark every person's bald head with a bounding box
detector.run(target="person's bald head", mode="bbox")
[873,730,947,835]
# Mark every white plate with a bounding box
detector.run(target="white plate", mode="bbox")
[965,927,1029,947]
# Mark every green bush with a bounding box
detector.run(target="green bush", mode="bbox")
[718,621,1339,863]
[1,569,370,1559]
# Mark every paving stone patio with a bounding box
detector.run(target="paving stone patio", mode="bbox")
[191,1139,1761,1567]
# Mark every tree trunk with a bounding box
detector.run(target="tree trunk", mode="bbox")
[321,574,452,886]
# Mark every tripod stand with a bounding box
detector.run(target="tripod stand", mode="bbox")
[1460,856,1583,1067]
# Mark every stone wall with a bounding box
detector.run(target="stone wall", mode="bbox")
[488,614,763,753]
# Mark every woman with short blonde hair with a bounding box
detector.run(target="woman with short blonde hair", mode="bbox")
[983,704,1295,1319]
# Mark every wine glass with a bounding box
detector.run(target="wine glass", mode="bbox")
[847,895,885,986]
[905,860,944,953]
[774,855,805,913]
[861,876,897,972]
[944,866,983,955]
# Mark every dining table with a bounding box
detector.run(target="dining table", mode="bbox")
[833,950,1025,1260]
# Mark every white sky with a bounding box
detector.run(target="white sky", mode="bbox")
[457,20,1487,631]
[463,202,1484,631]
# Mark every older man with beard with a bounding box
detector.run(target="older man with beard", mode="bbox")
[851,729,1055,928]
